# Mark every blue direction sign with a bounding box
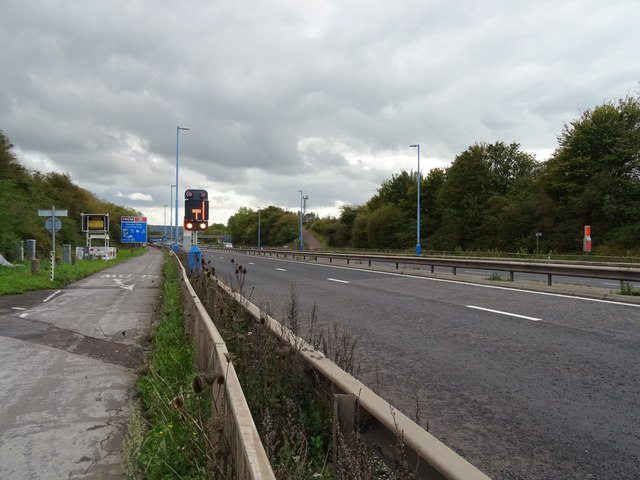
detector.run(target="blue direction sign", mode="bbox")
[121,216,148,243]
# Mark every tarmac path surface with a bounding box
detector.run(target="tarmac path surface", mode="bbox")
[0,248,163,480]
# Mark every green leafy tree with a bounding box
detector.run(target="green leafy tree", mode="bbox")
[431,144,493,249]
[350,208,371,249]
[272,213,299,246]
[366,204,406,249]
[205,223,227,235]
[227,207,256,245]
[540,95,640,250]
[422,168,446,243]
[0,130,27,180]
[309,217,343,247]
[337,204,361,246]
[485,141,539,195]
[226,206,300,247]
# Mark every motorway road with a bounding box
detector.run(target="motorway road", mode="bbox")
[203,248,640,480]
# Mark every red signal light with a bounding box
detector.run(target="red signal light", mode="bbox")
[184,221,194,231]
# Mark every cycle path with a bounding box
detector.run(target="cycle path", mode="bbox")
[0,248,163,479]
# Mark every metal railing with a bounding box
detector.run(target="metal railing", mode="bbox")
[215,247,640,287]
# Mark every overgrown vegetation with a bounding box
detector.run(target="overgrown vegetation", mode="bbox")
[190,259,335,479]
[185,255,411,479]
[0,248,146,294]
[125,255,215,479]
[0,129,142,260]
[619,281,640,296]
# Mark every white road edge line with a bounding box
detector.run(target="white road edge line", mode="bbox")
[328,278,350,284]
[11,307,27,310]
[43,290,62,303]
[467,305,542,322]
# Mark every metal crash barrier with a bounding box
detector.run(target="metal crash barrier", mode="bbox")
[216,247,640,287]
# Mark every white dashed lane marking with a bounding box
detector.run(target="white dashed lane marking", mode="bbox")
[467,305,542,322]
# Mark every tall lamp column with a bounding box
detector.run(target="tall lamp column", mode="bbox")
[410,144,421,255]
[170,184,176,244]
[175,126,189,244]
[298,190,303,251]
[258,209,261,249]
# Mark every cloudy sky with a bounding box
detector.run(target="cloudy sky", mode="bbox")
[1,0,638,226]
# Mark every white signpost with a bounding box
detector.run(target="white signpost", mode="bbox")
[38,207,68,281]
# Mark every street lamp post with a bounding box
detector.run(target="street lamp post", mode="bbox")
[298,190,304,251]
[175,126,189,245]
[297,191,309,251]
[409,144,421,255]
[169,184,176,244]
[258,210,261,249]
[163,204,168,245]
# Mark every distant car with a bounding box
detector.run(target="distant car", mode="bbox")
[223,242,233,248]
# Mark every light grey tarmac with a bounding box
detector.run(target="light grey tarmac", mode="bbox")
[0,248,164,480]
[205,249,640,480]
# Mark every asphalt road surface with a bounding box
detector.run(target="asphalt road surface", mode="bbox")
[204,248,640,480]
[0,249,163,479]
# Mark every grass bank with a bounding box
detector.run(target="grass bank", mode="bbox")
[0,248,146,295]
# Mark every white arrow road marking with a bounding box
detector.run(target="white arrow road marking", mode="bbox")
[467,305,542,322]
[328,278,350,284]
[114,279,135,291]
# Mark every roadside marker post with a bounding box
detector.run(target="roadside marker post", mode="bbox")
[38,206,68,281]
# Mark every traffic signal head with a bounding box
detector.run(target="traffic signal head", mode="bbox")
[184,220,208,231]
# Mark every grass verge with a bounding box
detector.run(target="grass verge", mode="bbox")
[0,248,147,295]
[124,254,215,479]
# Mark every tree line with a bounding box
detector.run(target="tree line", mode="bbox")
[0,130,141,260]
[310,95,640,255]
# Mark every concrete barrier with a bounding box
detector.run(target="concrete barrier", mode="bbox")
[171,252,276,480]
[175,249,491,479]
[216,279,492,480]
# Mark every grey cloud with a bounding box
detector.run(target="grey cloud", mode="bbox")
[1,0,639,224]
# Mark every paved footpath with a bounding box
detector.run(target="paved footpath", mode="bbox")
[0,248,164,479]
